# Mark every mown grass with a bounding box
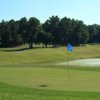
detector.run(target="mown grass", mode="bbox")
[0,45,100,65]
[0,82,100,100]
[0,66,100,91]
[0,45,100,100]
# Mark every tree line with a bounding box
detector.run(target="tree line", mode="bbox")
[0,16,100,48]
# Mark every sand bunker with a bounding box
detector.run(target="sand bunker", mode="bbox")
[57,59,100,67]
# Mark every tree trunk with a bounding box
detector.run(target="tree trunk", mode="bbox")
[29,42,33,49]
[45,44,47,48]
[43,44,45,48]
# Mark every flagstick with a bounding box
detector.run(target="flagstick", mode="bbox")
[67,51,70,81]
[68,51,69,66]
[66,51,70,100]
[67,43,72,81]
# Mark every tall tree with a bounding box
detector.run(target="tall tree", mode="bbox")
[0,20,10,47]
[58,17,72,45]
[73,21,89,45]
[36,26,52,47]
[8,19,20,46]
[88,24,99,43]
[18,17,28,44]
[42,16,60,45]
[27,17,40,48]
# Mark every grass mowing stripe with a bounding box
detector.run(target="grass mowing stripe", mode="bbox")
[0,82,100,100]
[0,82,100,98]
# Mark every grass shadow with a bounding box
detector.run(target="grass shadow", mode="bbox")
[0,48,30,52]
[0,46,56,52]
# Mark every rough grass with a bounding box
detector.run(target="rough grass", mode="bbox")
[0,45,100,100]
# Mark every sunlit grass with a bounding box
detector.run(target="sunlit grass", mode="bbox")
[0,45,99,65]
[0,45,100,100]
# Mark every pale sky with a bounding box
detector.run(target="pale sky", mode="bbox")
[0,0,100,25]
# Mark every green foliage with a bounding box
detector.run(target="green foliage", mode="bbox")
[0,16,100,47]
[42,16,60,45]
[18,17,28,44]
[27,17,40,48]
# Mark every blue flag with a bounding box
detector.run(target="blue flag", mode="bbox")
[67,43,72,52]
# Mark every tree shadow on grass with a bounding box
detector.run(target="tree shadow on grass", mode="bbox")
[0,46,55,52]
[0,48,30,52]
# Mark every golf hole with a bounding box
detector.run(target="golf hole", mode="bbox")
[39,84,48,87]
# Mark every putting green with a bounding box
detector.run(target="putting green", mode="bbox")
[0,66,100,91]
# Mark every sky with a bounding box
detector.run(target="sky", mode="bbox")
[0,0,100,25]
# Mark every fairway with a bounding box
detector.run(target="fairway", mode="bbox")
[0,45,100,100]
